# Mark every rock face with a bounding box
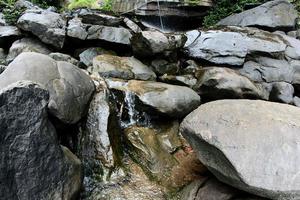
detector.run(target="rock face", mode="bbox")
[194,67,268,100]
[79,47,116,67]
[0,52,95,124]
[131,31,187,57]
[217,0,297,31]
[107,79,201,118]
[0,81,81,200]
[67,17,132,45]
[0,26,21,47]
[91,54,156,80]
[180,100,300,199]
[6,38,52,63]
[185,27,287,66]
[17,10,66,49]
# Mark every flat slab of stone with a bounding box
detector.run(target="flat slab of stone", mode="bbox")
[180,100,300,199]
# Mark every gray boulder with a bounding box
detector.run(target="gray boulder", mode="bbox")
[217,0,297,31]
[0,26,21,47]
[131,30,186,57]
[79,47,116,67]
[0,52,95,124]
[180,177,241,200]
[67,17,88,40]
[185,27,287,66]
[195,67,268,100]
[180,100,300,199]
[17,10,66,49]
[124,17,141,33]
[240,57,294,83]
[0,81,81,200]
[49,52,79,66]
[6,38,51,63]
[106,79,201,118]
[87,25,132,45]
[91,54,156,81]
[269,82,294,104]
[159,74,197,88]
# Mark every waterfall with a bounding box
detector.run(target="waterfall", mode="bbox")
[156,0,165,31]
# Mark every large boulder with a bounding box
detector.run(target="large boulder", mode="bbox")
[79,47,116,67]
[185,27,287,66]
[0,26,21,48]
[131,30,187,57]
[6,38,51,63]
[17,10,66,49]
[77,9,123,26]
[106,79,201,118]
[180,100,300,199]
[0,81,81,200]
[91,54,156,81]
[217,0,297,31]
[239,57,294,83]
[0,52,95,124]
[194,67,268,100]
[67,17,132,45]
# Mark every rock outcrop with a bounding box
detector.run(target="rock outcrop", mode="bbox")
[0,81,81,200]
[217,0,297,31]
[0,52,95,124]
[181,100,300,199]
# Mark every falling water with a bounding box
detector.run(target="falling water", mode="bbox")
[156,0,165,31]
[124,91,136,126]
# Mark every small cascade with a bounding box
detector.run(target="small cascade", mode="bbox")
[156,0,165,31]
[120,91,151,128]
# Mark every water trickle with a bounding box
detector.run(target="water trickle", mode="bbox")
[120,91,151,128]
[156,0,165,31]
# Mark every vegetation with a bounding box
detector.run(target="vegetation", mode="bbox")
[0,0,60,25]
[67,0,113,11]
[68,0,100,9]
[203,0,266,28]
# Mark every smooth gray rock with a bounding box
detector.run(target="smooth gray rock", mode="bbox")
[131,31,186,57]
[6,38,51,63]
[195,67,268,100]
[17,10,66,49]
[0,26,21,47]
[185,27,287,66]
[49,52,79,66]
[67,17,88,40]
[0,52,95,124]
[107,79,201,118]
[180,100,300,199]
[79,47,116,67]
[217,0,297,31]
[14,0,42,10]
[240,57,293,83]
[269,82,294,104]
[91,54,156,81]
[0,81,82,200]
[87,25,132,45]
[181,177,241,200]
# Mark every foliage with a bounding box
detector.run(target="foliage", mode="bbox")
[101,0,112,11]
[0,0,60,25]
[203,0,265,28]
[68,0,100,9]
